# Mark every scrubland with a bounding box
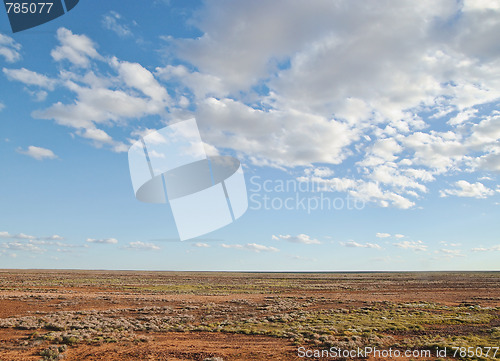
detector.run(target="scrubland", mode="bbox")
[0,271,498,360]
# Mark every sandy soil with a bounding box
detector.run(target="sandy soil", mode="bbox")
[0,271,498,360]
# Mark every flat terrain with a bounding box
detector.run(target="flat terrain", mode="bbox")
[0,271,498,360]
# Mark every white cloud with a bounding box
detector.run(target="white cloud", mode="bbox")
[376,233,391,238]
[0,232,33,240]
[348,180,416,209]
[31,90,48,102]
[359,138,403,166]
[10,2,500,209]
[220,243,243,250]
[394,234,405,239]
[471,245,500,252]
[437,249,465,258]
[296,175,358,193]
[304,167,334,178]
[34,80,164,129]
[31,32,170,153]
[192,242,210,248]
[0,34,21,63]
[160,0,500,207]
[463,0,500,12]
[245,243,279,253]
[339,240,381,249]
[401,131,467,174]
[51,28,101,67]
[299,172,419,209]
[78,127,114,144]
[0,231,88,256]
[123,241,160,250]
[3,68,56,90]
[0,241,45,253]
[0,231,64,241]
[130,128,167,145]
[45,235,64,241]
[110,57,170,104]
[17,146,57,160]
[272,234,320,245]
[394,240,428,252]
[102,11,133,38]
[194,98,356,168]
[221,243,279,253]
[440,180,495,199]
[439,241,461,247]
[86,238,119,244]
[156,64,230,99]
[471,119,500,144]
[478,176,493,181]
[32,68,168,152]
[13,233,36,240]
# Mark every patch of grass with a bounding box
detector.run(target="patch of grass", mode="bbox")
[38,345,67,361]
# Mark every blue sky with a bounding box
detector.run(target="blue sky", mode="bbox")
[0,0,499,271]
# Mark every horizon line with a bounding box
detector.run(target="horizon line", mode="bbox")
[0,268,498,273]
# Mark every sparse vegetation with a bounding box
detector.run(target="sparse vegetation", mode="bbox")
[0,271,498,360]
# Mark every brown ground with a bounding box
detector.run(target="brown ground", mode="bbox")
[0,270,498,360]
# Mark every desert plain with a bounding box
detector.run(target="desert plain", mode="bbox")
[0,270,499,360]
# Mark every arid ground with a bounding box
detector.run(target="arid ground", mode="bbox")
[0,271,498,360]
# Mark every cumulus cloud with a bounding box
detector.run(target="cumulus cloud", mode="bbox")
[3,68,56,90]
[471,245,500,252]
[102,11,133,38]
[0,34,21,63]
[51,28,101,67]
[0,232,35,240]
[162,0,500,207]
[0,231,63,241]
[304,167,334,178]
[440,180,495,198]
[29,29,171,153]
[110,57,170,104]
[17,146,57,160]
[376,233,391,238]
[123,241,160,250]
[130,128,167,144]
[86,238,119,244]
[0,231,87,256]
[272,234,320,245]
[193,98,355,168]
[11,1,500,209]
[192,242,210,248]
[221,243,279,253]
[0,241,45,253]
[436,248,465,258]
[439,241,461,247]
[13,233,36,240]
[394,240,428,252]
[339,240,382,249]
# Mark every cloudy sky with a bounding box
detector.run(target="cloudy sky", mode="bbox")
[0,0,499,271]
